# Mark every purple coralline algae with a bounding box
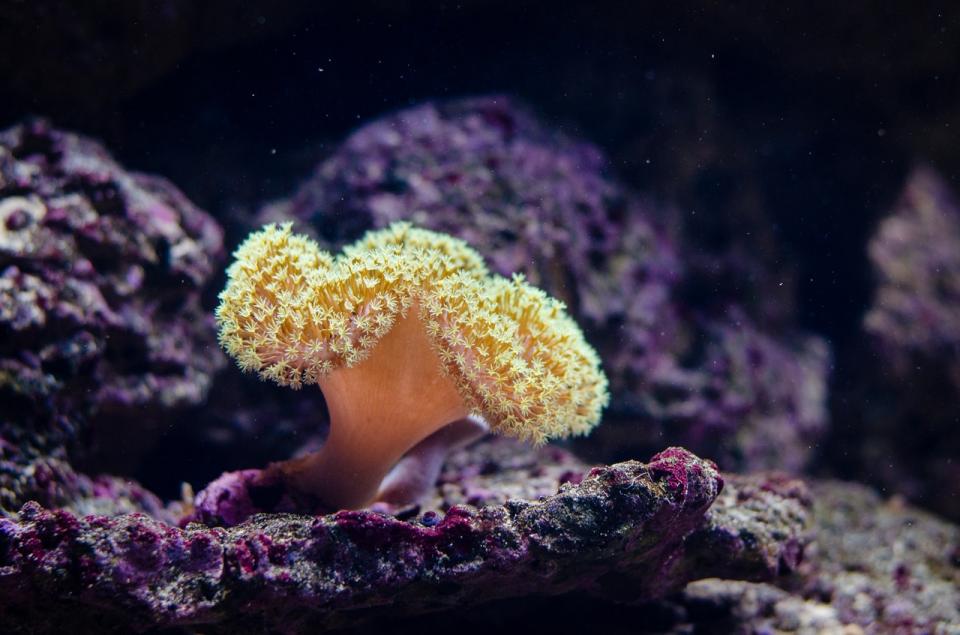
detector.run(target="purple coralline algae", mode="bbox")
[260,96,831,474]
[853,166,960,521]
[0,444,812,634]
[866,166,960,383]
[0,120,224,514]
[636,313,831,474]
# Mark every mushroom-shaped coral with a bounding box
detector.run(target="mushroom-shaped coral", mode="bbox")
[216,222,608,509]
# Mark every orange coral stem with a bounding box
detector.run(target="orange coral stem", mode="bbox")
[279,305,468,509]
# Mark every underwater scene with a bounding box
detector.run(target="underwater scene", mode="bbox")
[1,3,959,633]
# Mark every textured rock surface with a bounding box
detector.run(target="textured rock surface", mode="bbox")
[0,445,811,634]
[676,579,850,634]
[801,480,960,632]
[283,478,959,635]
[662,481,960,634]
[0,119,224,514]
[598,312,831,474]
[259,96,830,474]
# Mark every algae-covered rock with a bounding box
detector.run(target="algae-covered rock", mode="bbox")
[0,120,224,514]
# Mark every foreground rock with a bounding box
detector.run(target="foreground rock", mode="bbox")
[0,445,810,634]
[336,478,960,634]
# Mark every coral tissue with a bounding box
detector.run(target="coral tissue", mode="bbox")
[216,222,608,509]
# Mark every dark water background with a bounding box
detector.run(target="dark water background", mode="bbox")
[1,1,958,495]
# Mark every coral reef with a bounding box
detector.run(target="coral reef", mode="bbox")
[0,119,224,514]
[261,96,830,474]
[4,5,960,632]
[0,444,813,634]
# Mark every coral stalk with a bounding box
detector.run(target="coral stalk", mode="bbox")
[279,308,468,509]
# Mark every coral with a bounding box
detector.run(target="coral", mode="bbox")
[260,96,831,474]
[0,119,224,513]
[376,416,489,505]
[216,221,607,508]
[0,446,812,634]
[188,436,595,527]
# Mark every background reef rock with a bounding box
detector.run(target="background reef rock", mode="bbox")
[865,168,960,385]
[0,120,224,514]
[829,167,960,522]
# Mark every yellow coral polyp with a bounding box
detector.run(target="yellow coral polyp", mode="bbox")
[216,221,609,509]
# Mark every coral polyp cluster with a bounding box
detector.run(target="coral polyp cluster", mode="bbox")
[218,221,607,441]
